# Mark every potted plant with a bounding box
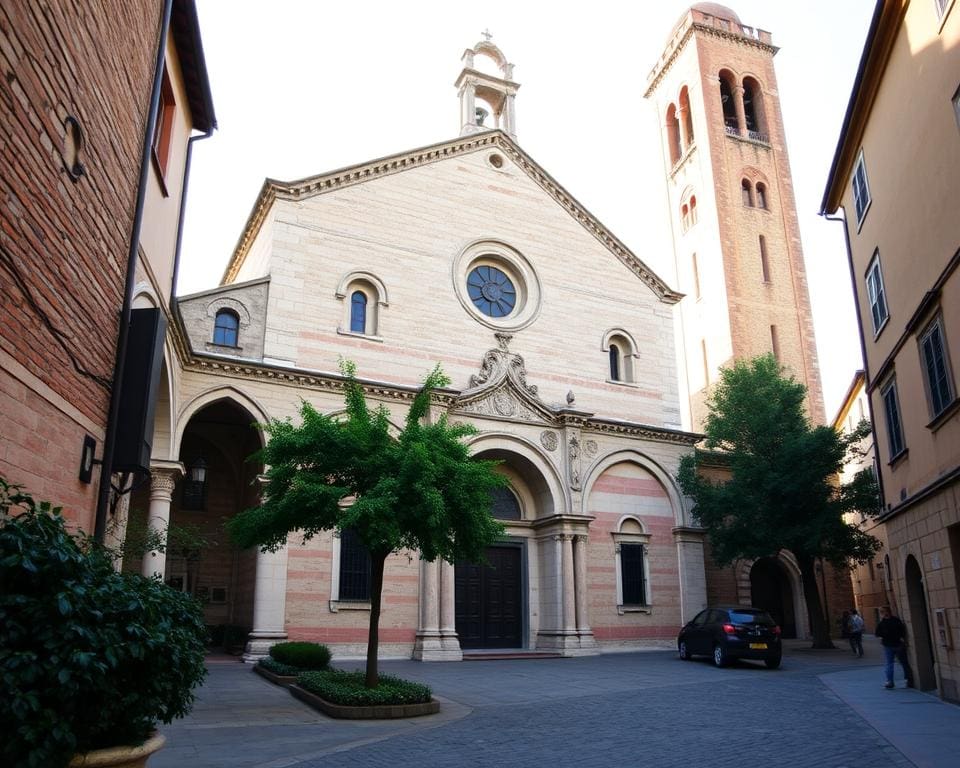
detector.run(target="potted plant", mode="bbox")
[0,477,208,768]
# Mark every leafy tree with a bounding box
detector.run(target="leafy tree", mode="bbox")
[677,355,880,648]
[228,362,506,686]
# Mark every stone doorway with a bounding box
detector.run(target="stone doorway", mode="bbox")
[750,556,797,638]
[904,555,937,691]
[455,544,523,649]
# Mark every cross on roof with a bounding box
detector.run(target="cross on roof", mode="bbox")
[482,29,493,42]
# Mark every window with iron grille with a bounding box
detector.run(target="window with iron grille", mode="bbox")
[490,486,521,520]
[620,543,647,606]
[350,290,367,333]
[920,316,955,418]
[881,378,906,460]
[338,528,371,601]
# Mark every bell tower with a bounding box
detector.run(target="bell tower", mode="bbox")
[455,32,519,138]
[645,4,824,429]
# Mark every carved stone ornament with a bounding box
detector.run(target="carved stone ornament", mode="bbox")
[540,430,559,451]
[584,439,598,457]
[568,435,582,490]
[456,333,554,424]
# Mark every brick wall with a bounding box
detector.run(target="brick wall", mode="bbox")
[0,1,160,527]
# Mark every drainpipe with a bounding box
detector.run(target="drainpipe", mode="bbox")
[94,0,175,542]
[820,210,887,511]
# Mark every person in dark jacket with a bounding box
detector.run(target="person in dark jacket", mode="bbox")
[875,606,914,689]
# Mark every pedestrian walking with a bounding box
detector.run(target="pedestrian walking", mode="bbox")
[848,609,864,657]
[875,606,914,688]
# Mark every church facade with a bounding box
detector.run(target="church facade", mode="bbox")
[117,4,850,661]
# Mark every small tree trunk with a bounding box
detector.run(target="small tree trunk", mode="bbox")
[798,554,835,649]
[364,552,387,689]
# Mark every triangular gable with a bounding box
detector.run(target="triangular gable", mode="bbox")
[221,131,682,304]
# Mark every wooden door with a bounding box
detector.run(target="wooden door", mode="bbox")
[455,546,522,649]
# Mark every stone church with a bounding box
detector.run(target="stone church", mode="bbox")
[123,3,844,660]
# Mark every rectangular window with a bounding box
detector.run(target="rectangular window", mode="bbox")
[338,528,371,601]
[152,67,176,182]
[920,315,955,418]
[865,251,889,335]
[881,378,906,460]
[620,543,647,606]
[759,235,770,282]
[692,253,701,300]
[852,150,871,226]
[770,325,780,361]
[953,84,960,131]
[701,340,709,385]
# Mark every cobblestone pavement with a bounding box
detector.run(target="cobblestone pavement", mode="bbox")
[156,643,956,768]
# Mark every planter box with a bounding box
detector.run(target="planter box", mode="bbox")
[289,684,440,719]
[69,732,165,768]
[253,664,298,687]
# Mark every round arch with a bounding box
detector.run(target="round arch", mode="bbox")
[466,432,565,518]
[580,449,687,526]
[735,551,810,639]
[174,385,270,457]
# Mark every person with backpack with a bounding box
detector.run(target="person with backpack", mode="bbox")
[848,608,864,657]
[875,606,914,688]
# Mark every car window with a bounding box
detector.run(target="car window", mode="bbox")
[728,610,774,625]
[707,610,725,624]
[691,610,709,626]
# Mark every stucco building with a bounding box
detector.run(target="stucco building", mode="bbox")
[821,0,960,699]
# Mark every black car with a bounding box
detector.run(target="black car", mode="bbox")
[677,607,782,668]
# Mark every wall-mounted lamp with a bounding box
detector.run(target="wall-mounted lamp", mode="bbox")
[182,456,208,511]
[79,435,99,483]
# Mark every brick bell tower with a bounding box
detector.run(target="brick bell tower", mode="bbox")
[645,3,825,430]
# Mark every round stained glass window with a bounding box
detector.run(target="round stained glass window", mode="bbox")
[467,265,516,318]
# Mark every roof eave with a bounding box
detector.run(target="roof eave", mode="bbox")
[171,0,217,133]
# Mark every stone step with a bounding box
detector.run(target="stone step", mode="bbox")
[461,651,564,661]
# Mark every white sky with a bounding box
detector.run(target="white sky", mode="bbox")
[181,0,876,422]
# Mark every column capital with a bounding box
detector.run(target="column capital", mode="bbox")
[149,462,184,501]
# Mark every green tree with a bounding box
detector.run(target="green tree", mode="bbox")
[677,355,880,648]
[228,362,506,686]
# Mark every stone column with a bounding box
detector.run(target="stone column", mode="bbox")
[243,544,289,662]
[677,106,689,154]
[439,559,462,658]
[573,535,596,648]
[733,85,747,136]
[413,558,442,659]
[140,466,182,580]
[460,80,477,135]
[561,534,576,635]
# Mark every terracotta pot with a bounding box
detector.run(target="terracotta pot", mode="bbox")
[68,733,166,768]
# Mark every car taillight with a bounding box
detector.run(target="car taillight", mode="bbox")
[723,623,737,634]
[772,625,782,636]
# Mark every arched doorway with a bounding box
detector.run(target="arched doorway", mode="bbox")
[904,555,937,691]
[172,399,264,653]
[751,557,797,638]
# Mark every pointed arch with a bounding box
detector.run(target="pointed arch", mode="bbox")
[174,385,270,456]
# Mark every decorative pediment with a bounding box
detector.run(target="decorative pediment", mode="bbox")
[454,333,556,424]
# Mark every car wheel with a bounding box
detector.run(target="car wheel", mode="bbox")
[678,640,691,660]
[713,644,727,668]
[765,655,782,670]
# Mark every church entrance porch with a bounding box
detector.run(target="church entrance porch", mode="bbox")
[455,544,524,649]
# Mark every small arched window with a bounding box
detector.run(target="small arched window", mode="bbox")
[679,86,694,147]
[350,291,367,333]
[689,195,698,226]
[743,77,765,139]
[756,183,767,209]
[681,203,690,232]
[213,309,239,347]
[719,71,738,133]
[609,344,622,382]
[741,179,753,207]
[666,103,681,166]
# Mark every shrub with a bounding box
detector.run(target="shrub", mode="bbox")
[269,641,331,670]
[297,669,431,706]
[0,478,208,768]
[257,656,304,677]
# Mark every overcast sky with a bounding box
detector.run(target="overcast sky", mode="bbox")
[181,0,876,420]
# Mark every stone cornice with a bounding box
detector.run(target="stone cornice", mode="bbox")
[644,22,777,98]
[219,131,681,304]
[584,418,702,447]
